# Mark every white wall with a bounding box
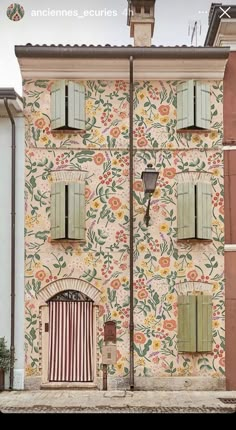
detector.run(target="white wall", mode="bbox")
[0,111,25,389]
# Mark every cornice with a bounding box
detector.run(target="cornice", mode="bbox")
[18,58,227,80]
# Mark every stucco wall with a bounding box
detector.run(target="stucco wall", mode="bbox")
[23,79,225,388]
[0,115,25,389]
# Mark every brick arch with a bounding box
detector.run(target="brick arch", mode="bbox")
[38,277,100,304]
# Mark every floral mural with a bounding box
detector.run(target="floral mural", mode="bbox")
[23,79,225,384]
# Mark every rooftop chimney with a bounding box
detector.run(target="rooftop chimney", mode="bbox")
[127,0,156,47]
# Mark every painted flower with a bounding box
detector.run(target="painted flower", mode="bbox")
[137,137,148,147]
[138,289,148,300]
[163,320,177,331]
[212,168,220,176]
[159,268,170,276]
[134,332,146,344]
[209,131,218,140]
[163,167,176,179]
[108,196,122,210]
[213,320,220,328]
[219,205,224,215]
[160,116,169,125]
[85,187,92,200]
[192,135,201,143]
[158,105,170,116]
[137,358,145,366]
[133,180,143,192]
[91,200,101,210]
[35,270,46,281]
[94,153,105,165]
[219,357,225,367]
[138,243,146,253]
[152,339,161,351]
[35,118,46,129]
[115,362,124,374]
[159,223,169,233]
[187,270,198,281]
[110,127,120,138]
[111,279,121,290]
[99,305,105,317]
[159,256,170,267]
[166,293,175,303]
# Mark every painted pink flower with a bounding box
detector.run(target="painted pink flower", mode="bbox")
[137,137,148,147]
[94,153,105,165]
[158,105,170,116]
[187,270,198,281]
[163,168,176,179]
[108,197,122,210]
[163,320,177,331]
[159,257,170,268]
[134,332,146,344]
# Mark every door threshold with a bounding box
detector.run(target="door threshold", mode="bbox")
[40,382,97,390]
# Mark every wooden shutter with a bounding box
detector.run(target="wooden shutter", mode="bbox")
[50,81,66,129]
[197,295,212,352]
[196,182,212,240]
[178,295,197,352]
[176,81,194,130]
[68,183,86,240]
[51,182,66,239]
[177,182,195,239]
[68,82,85,130]
[196,82,211,129]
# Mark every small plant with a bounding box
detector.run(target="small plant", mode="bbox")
[0,337,13,372]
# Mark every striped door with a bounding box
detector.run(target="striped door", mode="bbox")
[48,301,93,382]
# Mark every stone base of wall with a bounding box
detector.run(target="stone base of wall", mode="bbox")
[134,376,226,391]
[25,376,41,390]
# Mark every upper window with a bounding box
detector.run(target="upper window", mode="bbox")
[177,80,211,131]
[51,182,85,241]
[177,181,212,240]
[50,80,85,131]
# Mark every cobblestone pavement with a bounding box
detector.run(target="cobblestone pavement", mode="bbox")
[1,406,236,413]
[1,390,236,414]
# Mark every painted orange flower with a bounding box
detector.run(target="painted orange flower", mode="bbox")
[85,187,91,200]
[163,320,176,331]
[138,289,148,300]
[163,167,176,179]
[133,180,143,192]
[35,270,46,281]
[111,279,121,290]
[219,205,224,215]
[137,137,148,147]
[108,196,122,210]
[158,105,170,116]
[134,332,146,344]
[219,357,225,367]
[110,127,120,138]
[35,118,46,129]
[94,153,105,165]
[159,256,170,268]
[187,270,198,281]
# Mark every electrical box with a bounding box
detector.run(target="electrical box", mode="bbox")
[102,345,117,364]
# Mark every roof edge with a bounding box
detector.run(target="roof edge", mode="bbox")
[205,4,236,46]
[15,45,230,60]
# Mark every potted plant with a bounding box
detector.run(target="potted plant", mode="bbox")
[0,337,12,391]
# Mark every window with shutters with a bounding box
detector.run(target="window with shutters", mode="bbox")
[176,80,211,131]
[51,182,85,241]
[50,80,85,131]
[178,295,213,353]
[177,181,212,240]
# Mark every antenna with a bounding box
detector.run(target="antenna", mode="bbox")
[188,20,202,46]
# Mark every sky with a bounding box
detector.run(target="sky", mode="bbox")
[0,0,229,94]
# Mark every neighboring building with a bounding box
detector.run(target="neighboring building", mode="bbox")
[0,89,25,389]
[15,0,229,390]
[205,2,236,390]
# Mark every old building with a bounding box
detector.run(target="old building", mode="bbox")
[0,89,25,389]
[15,0,229,390]
[205,2,236,390]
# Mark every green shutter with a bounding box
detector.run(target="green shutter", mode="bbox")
[197,295,213,352]
[68,82,85,130]
[196,182,212,240]
[177,182,195,239]
[68,182,86,240]
[51,182,66,239]
[176,81,194,130]
[196,82,211,129]
[178,295,197,352]
[50,81,66,129]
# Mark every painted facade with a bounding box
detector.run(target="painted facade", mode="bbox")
[23,77,225,389]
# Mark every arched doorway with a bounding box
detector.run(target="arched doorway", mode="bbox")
[48,290,93,382]
[39,278,100,387]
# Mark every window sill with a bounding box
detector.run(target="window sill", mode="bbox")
[49,238,86,245]
[177,128,212,134]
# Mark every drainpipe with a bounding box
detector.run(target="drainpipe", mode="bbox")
[129,56,134,390]
[4,98,16,390]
